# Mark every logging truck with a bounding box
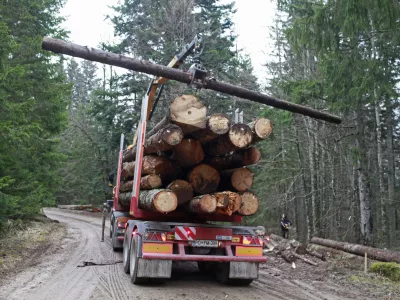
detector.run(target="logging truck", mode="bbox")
[41,35,341,285]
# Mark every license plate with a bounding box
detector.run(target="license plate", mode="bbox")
[191,240,218,248]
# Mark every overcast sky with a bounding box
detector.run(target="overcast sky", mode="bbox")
[61,0,276,81]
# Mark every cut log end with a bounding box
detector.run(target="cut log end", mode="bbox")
[171,138,204,168]
[188,164,220,194]
[229,123,253,148]
[208,113,230,135]
[167,180,194,205]
[170,94,207,133]
[230,167,254,192]
[187,194,217,214]
[238,191,259,216]
[215,191,242,216]
[152,190,178,213]
[252,118,273,140]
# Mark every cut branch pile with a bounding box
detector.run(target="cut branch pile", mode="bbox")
[118,94,273,216]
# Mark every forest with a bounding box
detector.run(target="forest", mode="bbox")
[0,0,399,250]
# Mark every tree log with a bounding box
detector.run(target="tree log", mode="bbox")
[167,180,194,205]
[43,37,342,124]
[310,237,400,263]
[204,124,253,156]
[119,190,177,212]
[293,253,318,266]
[191,113,230,144]
[249,118,273,142]
[281,250,296,263]
[307,250,326,261]
[119,175,162,192]
[186,194,217,214]
[214,191,242,216]
[205,147,261,171]
[294,245,308,255]
[123,124,183,162]
[237,191,259,216]
[171,138,204,168]
[188,164,220,194]
[220,167,254,192]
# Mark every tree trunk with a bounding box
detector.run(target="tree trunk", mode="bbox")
[293,253,317,266]
[307,250,326,261]
[204,124,253,156]
[42,37,342,124]
[119,190,177,213]
[310,237,400,263]
[119,174,162,192]
[186,194,217,214]
[237,191,259,216]
[205,147,261,171]
[121,155,176,183]
[167,180,194,205]
[171,138,204,168]
[188,164,220,194]
[214,191,241,216]
[191,113,230,143]
[249,118,273,141]
[281,250,296,263]
[220,167,254,192]
[123,124,183,162]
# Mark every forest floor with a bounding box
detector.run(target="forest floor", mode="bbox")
[0,208,398,300]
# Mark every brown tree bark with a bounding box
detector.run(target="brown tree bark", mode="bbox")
[205,147,261,171]
[237,191,259,216]
[204,124,253,156]
[119,174,162,192]
[220,167,254,192]
[167,180,194,205]
[119,190,177,213]
[186,194,217,214]
[191,113,230,144]
[214,191,242,216]
[171,138,204,168]
[310,237,400,263]
[123,124,183,162]
[307,250,326,261]
[281,250,296,263]
[188,164,220,194]
[293,253,317,266]
[249,118,273,141]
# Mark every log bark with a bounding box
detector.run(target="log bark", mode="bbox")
[121,155,176,183]
[119,175,162,192]
[310,237,400,263]
[123,124,183,162]
[237,191,259,216]
[42,37,342,124]
[214,191,242,216]
[204,124,253,156]
[294,245,308,255]
[119,190,177,213]
[249,118,273,142]
[191,113,230,144]
[188,164,220,194]
[307,250,326,261]
[167,180,194,205]
[220,167,254,192]
[293,253,318,266]
[281,250,296,263]
[186,194,217,214]
[205,147,261,171]
[171,139,204,168]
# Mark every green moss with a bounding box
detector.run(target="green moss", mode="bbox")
[370,262,400,282]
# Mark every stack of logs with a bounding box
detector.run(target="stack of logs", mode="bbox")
[118,94,273,217]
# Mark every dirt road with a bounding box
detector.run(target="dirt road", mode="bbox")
[0,208,367,300]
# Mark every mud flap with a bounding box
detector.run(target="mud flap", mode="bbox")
[229,262,258,279]
[137,259,172,278]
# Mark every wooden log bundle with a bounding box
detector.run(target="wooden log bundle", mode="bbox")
[115,94,272,217]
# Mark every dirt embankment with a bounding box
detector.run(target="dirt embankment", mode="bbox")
[0,214,66,285]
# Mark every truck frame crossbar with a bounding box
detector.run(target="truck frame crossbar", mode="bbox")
[142,253,267,263]
[42,37,341,124]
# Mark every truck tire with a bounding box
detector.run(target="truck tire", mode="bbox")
[112,221,121,252]
[109,221,113,239]
[122,232,130,274]
[216,263,253,286]
[129,233,148,284]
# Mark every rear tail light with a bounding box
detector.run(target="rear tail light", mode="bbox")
[243,236,251,245]
[143,231,168,242]
[242,235,262,246]
[117,222,126,228]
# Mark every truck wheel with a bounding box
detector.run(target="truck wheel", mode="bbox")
[129,233,148,284]
[109,222,113,239]
[122,232,130,274]
[112,221,120,252]
[216,263,253,286]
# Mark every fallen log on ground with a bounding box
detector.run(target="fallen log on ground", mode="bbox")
[119,190,177,213]
[281,250,296,263]
[191,113,230,144]
[186,194,217,214]
[119,174,162,192]
[293,253,318,266]
[310,237,400,263]
[205,147,261,171]
[307,250,326,261]
[204,124,253,156]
